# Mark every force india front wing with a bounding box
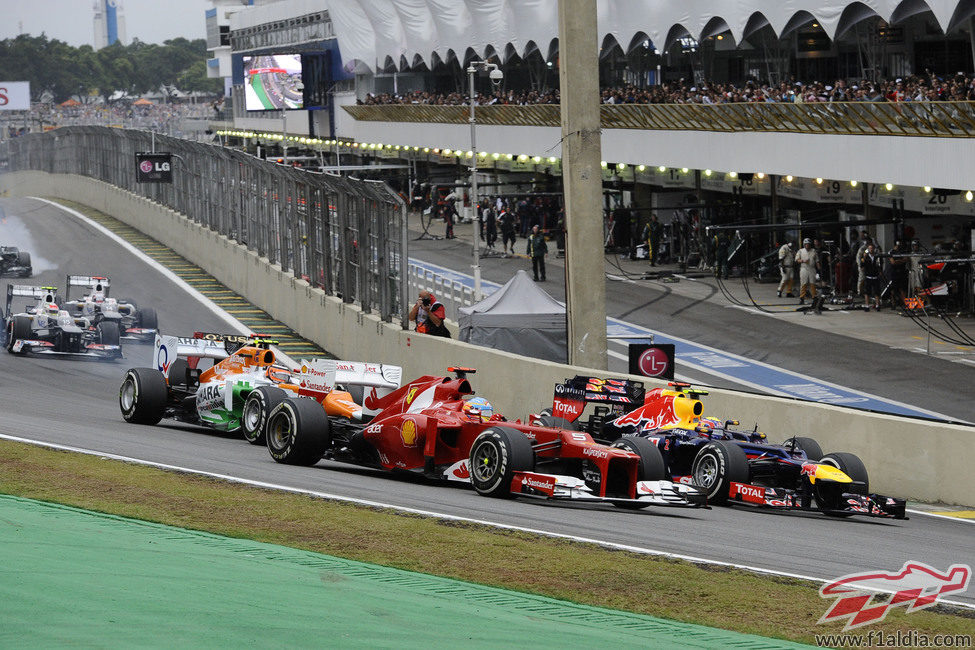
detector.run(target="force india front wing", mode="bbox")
[10,338,122,359]
[727,481,907,519]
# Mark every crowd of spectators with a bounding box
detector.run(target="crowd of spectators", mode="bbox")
[358,70,975,107]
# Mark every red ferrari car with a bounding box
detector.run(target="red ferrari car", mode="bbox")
[264,368,707,509]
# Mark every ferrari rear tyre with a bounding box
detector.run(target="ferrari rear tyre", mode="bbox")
[97,320,121,347]
[138,307,158,331]
[469,426,534,498]
[611,436,667,509]
[242,386,287,445]
[7,315,32,354]
[691,440,749,505]
[266,397,330,465]
[793,436,823,461]
[535,414,579,431]
[119,368,168,425]
[815,452,870,515]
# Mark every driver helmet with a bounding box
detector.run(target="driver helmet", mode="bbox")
[44,302,59,316]
[462,396,494,423]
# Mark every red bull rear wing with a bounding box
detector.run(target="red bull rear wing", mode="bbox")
[552,375,645,423]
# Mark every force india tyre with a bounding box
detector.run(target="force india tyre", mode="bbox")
[119,368,168,425]
[7,315,32,354]
[242,386,288,445]
[611,436,667,510]
[814,451,870,516]
[691,440,749,505]
[266,397,331,466]
[97,320,121,347]
[469,426,535,498]
[792,436,823,462]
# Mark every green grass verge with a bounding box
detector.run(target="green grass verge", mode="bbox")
[0,440,972,645]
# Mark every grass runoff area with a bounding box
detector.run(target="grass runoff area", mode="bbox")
[1,440,972,646]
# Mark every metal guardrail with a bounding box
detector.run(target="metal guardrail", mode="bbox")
[345,101,975,138]
[1,125,408,325]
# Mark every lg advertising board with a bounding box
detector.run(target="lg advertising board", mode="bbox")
[0,82,31,111]
[135,152,173,183]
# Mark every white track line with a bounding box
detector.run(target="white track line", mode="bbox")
[1,432,971,610]
[31,197,298,367]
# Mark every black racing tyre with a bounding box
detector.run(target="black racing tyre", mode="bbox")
[538,407,552,417]
[242,386,288,445]
[97,320,121,347]
[7,315,32,354]
[469,426,535,498]
[535,414,579,430]
[266,397,331,466]
[611,436,667,509]
[120,298,139,310]
[792,436,823,462]
[119,367,168,425]
[815,452,870,516]
[16,251,31,276]
[166,358,190,387]
[691,440,749,505]
[138,307,158,330]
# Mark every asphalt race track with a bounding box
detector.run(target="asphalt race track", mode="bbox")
[1,197,972,609]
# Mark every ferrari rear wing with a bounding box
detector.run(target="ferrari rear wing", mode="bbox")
[297,358,402,416]
[65,275,111,301]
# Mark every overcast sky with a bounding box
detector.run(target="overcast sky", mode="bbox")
[0,0,209,47]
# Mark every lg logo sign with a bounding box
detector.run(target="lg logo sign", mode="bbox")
[638,348,670,377]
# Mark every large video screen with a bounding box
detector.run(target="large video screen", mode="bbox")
[243,54,304,111]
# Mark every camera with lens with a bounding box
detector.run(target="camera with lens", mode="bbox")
[421,296,431,307]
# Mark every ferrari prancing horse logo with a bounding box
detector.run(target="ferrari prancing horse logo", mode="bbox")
[405,386,419,404]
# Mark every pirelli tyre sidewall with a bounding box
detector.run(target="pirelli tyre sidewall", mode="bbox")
[265,397,330,466]
[469,426,534,498]
[119,367,168,425]
[691,440,749,505]
[242,386,287,445]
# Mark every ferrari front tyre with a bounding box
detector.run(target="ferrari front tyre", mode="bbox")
[815,452,870,515]
[611,436,667,509]
[266,397,331,465]
[119,368,168,425]
[7,316,32,354]
[138,307,158,330]
[691,440,749,505]
[469,426,534,498]
[97,320,121,347]
[793,436,823,461]
[242,386,287,445]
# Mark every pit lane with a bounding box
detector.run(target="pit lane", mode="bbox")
[1,196,971,608]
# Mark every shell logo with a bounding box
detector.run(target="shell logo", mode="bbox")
[300,365,308,374]
[400,419,418,447]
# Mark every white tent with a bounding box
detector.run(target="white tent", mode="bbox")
[458,270,566,362]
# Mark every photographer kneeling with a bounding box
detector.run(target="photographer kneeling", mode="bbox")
[409,290,450,338]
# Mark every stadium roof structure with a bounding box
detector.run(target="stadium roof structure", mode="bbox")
[323,0,975,71]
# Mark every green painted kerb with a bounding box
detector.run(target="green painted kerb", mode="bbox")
[0,495,812,649]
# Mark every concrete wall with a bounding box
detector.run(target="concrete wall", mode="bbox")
[3,170,972,507]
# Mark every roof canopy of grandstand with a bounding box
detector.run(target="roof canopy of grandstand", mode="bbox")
[324,0,975,71]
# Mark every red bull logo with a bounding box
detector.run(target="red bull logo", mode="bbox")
[819,561,971,630]
[801,463,818,477]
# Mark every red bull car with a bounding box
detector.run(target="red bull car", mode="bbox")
[544,377,907,519]
[263,368,707,509]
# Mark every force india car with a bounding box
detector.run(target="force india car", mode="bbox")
[63,275,157,342]
[0,246,32,277]
[119,332,403,444]
[261,367,707,509]
[546,376,907,519]
[2,284,122,359]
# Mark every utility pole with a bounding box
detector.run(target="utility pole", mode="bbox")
[558,0,607,369]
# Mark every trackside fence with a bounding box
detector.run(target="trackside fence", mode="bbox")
[1,126,408,324]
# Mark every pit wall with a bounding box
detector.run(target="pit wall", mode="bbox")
[3,171,972,507]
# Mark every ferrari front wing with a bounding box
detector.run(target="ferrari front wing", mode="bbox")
[511,471,708,508]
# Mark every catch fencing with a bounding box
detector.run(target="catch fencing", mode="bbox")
[1,125,407,324]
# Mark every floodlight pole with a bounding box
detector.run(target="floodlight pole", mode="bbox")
[281,108,288,165]
[468,60,500,302]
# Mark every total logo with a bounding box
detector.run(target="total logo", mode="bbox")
[731,482,766,503]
